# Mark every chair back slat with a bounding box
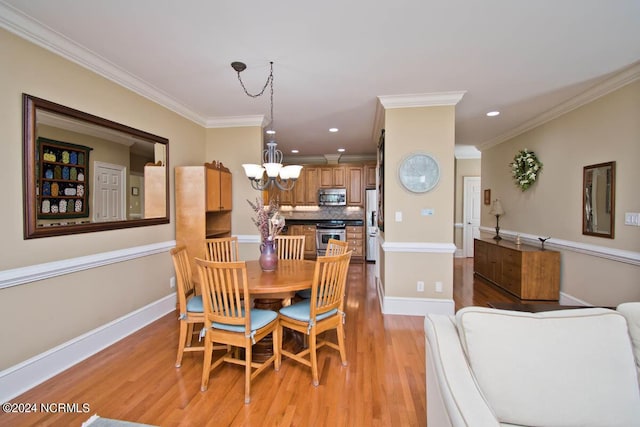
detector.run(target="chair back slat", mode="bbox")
[196,258,249,330]
[325,238,348,256]
[171,245,196,312]
[310,251,352,318]
[275,235,305,260]
[205,237,240,262]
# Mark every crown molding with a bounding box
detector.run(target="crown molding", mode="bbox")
[479,61,640,150]
[454,145,481,159]
[204,115,265,128]
[378,91,466,109]
[0,1,208,126]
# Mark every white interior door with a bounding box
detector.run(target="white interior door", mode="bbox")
[94,162,126,222]
[463,177,481,257]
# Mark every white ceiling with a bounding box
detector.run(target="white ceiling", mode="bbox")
[2,0,639,160]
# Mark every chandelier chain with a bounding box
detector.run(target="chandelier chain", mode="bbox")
[235,62,275,130]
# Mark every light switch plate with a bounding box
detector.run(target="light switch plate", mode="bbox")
[395,211,403,222]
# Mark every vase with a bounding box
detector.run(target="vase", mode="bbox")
[259,239,278,272]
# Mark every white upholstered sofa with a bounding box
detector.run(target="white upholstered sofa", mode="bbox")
[424,303,640,427]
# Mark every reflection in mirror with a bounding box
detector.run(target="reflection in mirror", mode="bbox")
[23,94,169,239]
[583,161,615,239]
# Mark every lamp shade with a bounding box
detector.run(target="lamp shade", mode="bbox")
[242,164,264,180]
[489,199,505,216]
[281,165,302,180]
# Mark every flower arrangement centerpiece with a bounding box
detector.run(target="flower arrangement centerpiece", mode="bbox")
[510,148,543,191]
[247,197,285,242]
[248,197,285,271]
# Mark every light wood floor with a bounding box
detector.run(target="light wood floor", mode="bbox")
[0,258,518,427]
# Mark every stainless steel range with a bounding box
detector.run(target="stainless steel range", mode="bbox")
[315,221,346,256]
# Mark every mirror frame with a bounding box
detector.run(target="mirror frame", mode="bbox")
[23,94,170,239]
[582,161,615,239]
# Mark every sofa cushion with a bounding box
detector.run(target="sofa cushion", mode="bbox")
[456,307,640,427]
[617,302,640,382]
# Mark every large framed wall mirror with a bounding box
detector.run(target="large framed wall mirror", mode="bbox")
[23,94,170,239]
[583,161,615,239]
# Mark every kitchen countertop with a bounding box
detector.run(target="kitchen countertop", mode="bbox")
[284,218,364,226]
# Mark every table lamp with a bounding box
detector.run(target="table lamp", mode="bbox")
[489,199,505,241]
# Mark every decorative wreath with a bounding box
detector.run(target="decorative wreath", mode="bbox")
[510,148,543,191]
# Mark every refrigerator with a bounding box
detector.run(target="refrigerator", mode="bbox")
[365,189,378,262]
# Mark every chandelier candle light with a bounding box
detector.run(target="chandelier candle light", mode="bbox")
[489,199,505,241]
[232,61,303,191]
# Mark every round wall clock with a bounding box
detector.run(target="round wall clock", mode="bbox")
[398,152,440,193]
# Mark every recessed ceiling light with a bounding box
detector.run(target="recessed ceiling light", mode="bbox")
[329,128,339,132]
[486,111,500,117]
[266,129,276,134]
[291,149,299,153]
[337,148,345,152]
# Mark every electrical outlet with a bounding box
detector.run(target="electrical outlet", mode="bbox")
[417,281,425,292]
[435,281,443,293]
[169,276,176,289]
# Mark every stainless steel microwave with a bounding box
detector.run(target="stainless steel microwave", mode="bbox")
[318,188,347,206]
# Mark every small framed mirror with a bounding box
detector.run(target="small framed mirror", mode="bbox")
[583,161,615,238]
[23,94,170,239]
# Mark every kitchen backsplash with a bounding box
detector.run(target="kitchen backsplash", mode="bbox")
[280,205,363,220]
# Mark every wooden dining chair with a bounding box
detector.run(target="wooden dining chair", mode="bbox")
[325,238,349,256]
[275,235,305,260]
[204,236,239,262]
[296,238,348,299]
[171,245,206,368]
[195,258,281,404]
[277,251,352,386]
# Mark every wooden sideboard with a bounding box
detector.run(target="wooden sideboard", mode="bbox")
[474,238,560,301]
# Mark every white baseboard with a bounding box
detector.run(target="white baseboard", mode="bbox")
[380,294,455,317]
[559,292,591,307]
[0,294,177,404]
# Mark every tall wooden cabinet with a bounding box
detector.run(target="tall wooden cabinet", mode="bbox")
[474,238,560,301]
[176,162,232,263]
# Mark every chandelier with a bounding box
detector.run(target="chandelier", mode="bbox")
[232,61,303,191]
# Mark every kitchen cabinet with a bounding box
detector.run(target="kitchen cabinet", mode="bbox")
[319,166,346,188]
[278,163,367,207]
[293,167,319,206]
[176,162,232,266]
[474,238,560,300]
[346,225,364,261]
[365,163,377,189]
[347,166,364,206]
[287,224,317,259]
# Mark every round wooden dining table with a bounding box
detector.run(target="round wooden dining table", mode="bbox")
[245,259,316,295]
[245,259,316,361]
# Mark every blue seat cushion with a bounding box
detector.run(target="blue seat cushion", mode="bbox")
[212,309,277,333]
[186,295,203,313]
[279,299,337,323]
[296,288,312,299]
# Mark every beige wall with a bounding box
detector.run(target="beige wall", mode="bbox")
[205,127,263,258]
[454,158,481,250]
[480,79,640,306]
[381,106,456,299]
[0,29,205,368]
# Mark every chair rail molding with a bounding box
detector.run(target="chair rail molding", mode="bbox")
[478,227,640,266]
[0,241,176,289]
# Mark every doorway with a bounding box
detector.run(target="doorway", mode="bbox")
[93,161,126,222]
[463,176,481,257]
